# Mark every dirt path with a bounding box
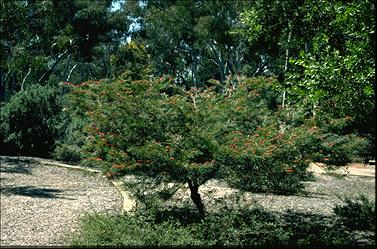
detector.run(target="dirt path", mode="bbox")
[308,162,375,177]
[0,156,123,246]
[0,156,375,246]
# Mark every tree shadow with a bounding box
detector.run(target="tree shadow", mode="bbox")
[0,157,35,174]
[0,185,72,199]
[153,206,202,225]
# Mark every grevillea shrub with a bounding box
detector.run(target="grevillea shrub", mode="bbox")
[65,76,313,215]
[65,77,226,217]
[216,127,313,194]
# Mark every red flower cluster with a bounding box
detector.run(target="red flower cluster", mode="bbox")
[112,164,125,169]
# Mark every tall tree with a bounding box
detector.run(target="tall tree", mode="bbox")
[123,0,250,87]
[0,0,130,101]
[237,0,375,133]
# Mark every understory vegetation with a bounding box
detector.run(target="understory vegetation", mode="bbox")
[69,196,375,247]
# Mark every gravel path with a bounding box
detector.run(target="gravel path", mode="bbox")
[0,156,375,246]
[0,156,122,246]
[164,173,375,216]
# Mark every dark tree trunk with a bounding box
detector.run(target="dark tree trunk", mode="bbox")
[188,180,206,218]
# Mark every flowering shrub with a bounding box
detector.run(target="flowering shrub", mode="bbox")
[65,77,226,216]
[214,80,313,194]
[65,76,314,214]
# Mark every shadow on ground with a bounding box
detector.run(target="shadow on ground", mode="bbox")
[0,157,35,174]
[0,185,73,199]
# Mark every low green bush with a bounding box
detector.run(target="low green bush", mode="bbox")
[69,205,374,247]
[52,116,86,163]
[298,132,373,166]
[334,194,375,231]
[69,207,290,247]
[69,212,204,247]
[0,84,66,157]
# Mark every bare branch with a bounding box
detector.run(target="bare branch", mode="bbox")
[21,67,31,91]
[66,64,77,82]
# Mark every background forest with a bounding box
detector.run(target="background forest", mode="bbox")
[0,0,375,246]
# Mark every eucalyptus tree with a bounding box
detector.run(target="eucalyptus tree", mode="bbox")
[122,0,251,87]
[0,0,130,101]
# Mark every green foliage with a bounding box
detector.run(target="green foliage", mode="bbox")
[213,77,312,194]
[198,207,290,247]
[334,194,375,231]
[293,125,373,166]
[69,212,203,247]
[217,125,313,195]
[66,78,220,181]
[52,115,86,163]
[110,41,153,80]
[0,0,130,101]
[126,0,251,86]
[0,84,65,157]
[64,77,225,215]
[65,76,315,215]
[70,205,374,247]
[285,0,375,131]
[69,207,289,247]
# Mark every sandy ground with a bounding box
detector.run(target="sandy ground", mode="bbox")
[0,156,375,246]
[0,156,122,246]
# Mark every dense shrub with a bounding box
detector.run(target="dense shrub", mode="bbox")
[69,212,204,247]
[295,131,372,166]
[65,77,225,216]
[313,114,375,163]
[217,154,310,195]
[52,116,86,163]
[70,205,374,247]
[65,76,314,214]
[0,84,66,157]
[214,79,313,194]
[334,194,375,231]
[69,207,290,247]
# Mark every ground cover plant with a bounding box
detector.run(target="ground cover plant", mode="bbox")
[69,195,375,247]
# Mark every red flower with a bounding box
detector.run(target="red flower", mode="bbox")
[112,164,125,169]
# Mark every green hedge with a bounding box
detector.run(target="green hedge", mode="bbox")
[0,84,66,157]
